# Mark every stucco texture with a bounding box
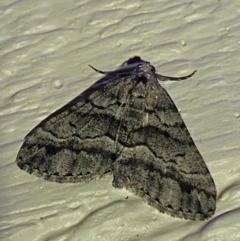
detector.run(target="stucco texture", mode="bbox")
[1,1,240,241]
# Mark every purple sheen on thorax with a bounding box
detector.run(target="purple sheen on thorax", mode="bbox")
[137,72,151,84]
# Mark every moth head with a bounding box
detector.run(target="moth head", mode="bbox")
[134,63,156,83]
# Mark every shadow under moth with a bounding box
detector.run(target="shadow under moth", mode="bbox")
[16,57,216,221]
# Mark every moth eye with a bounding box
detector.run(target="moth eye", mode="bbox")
[150,65,155,72]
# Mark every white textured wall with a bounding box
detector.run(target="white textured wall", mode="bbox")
[1,0,240,240]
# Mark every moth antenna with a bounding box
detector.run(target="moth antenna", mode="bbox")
[89,65,110,75]
[156,70,197,81]
[89,64,138,77]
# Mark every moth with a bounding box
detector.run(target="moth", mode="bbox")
[16,58,216,220]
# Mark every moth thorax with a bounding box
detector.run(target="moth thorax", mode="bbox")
[132,82,146,98]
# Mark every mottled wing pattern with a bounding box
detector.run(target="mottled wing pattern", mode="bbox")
[112,75,216,220]
[16,76,132,183]
[16,62,216,220]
